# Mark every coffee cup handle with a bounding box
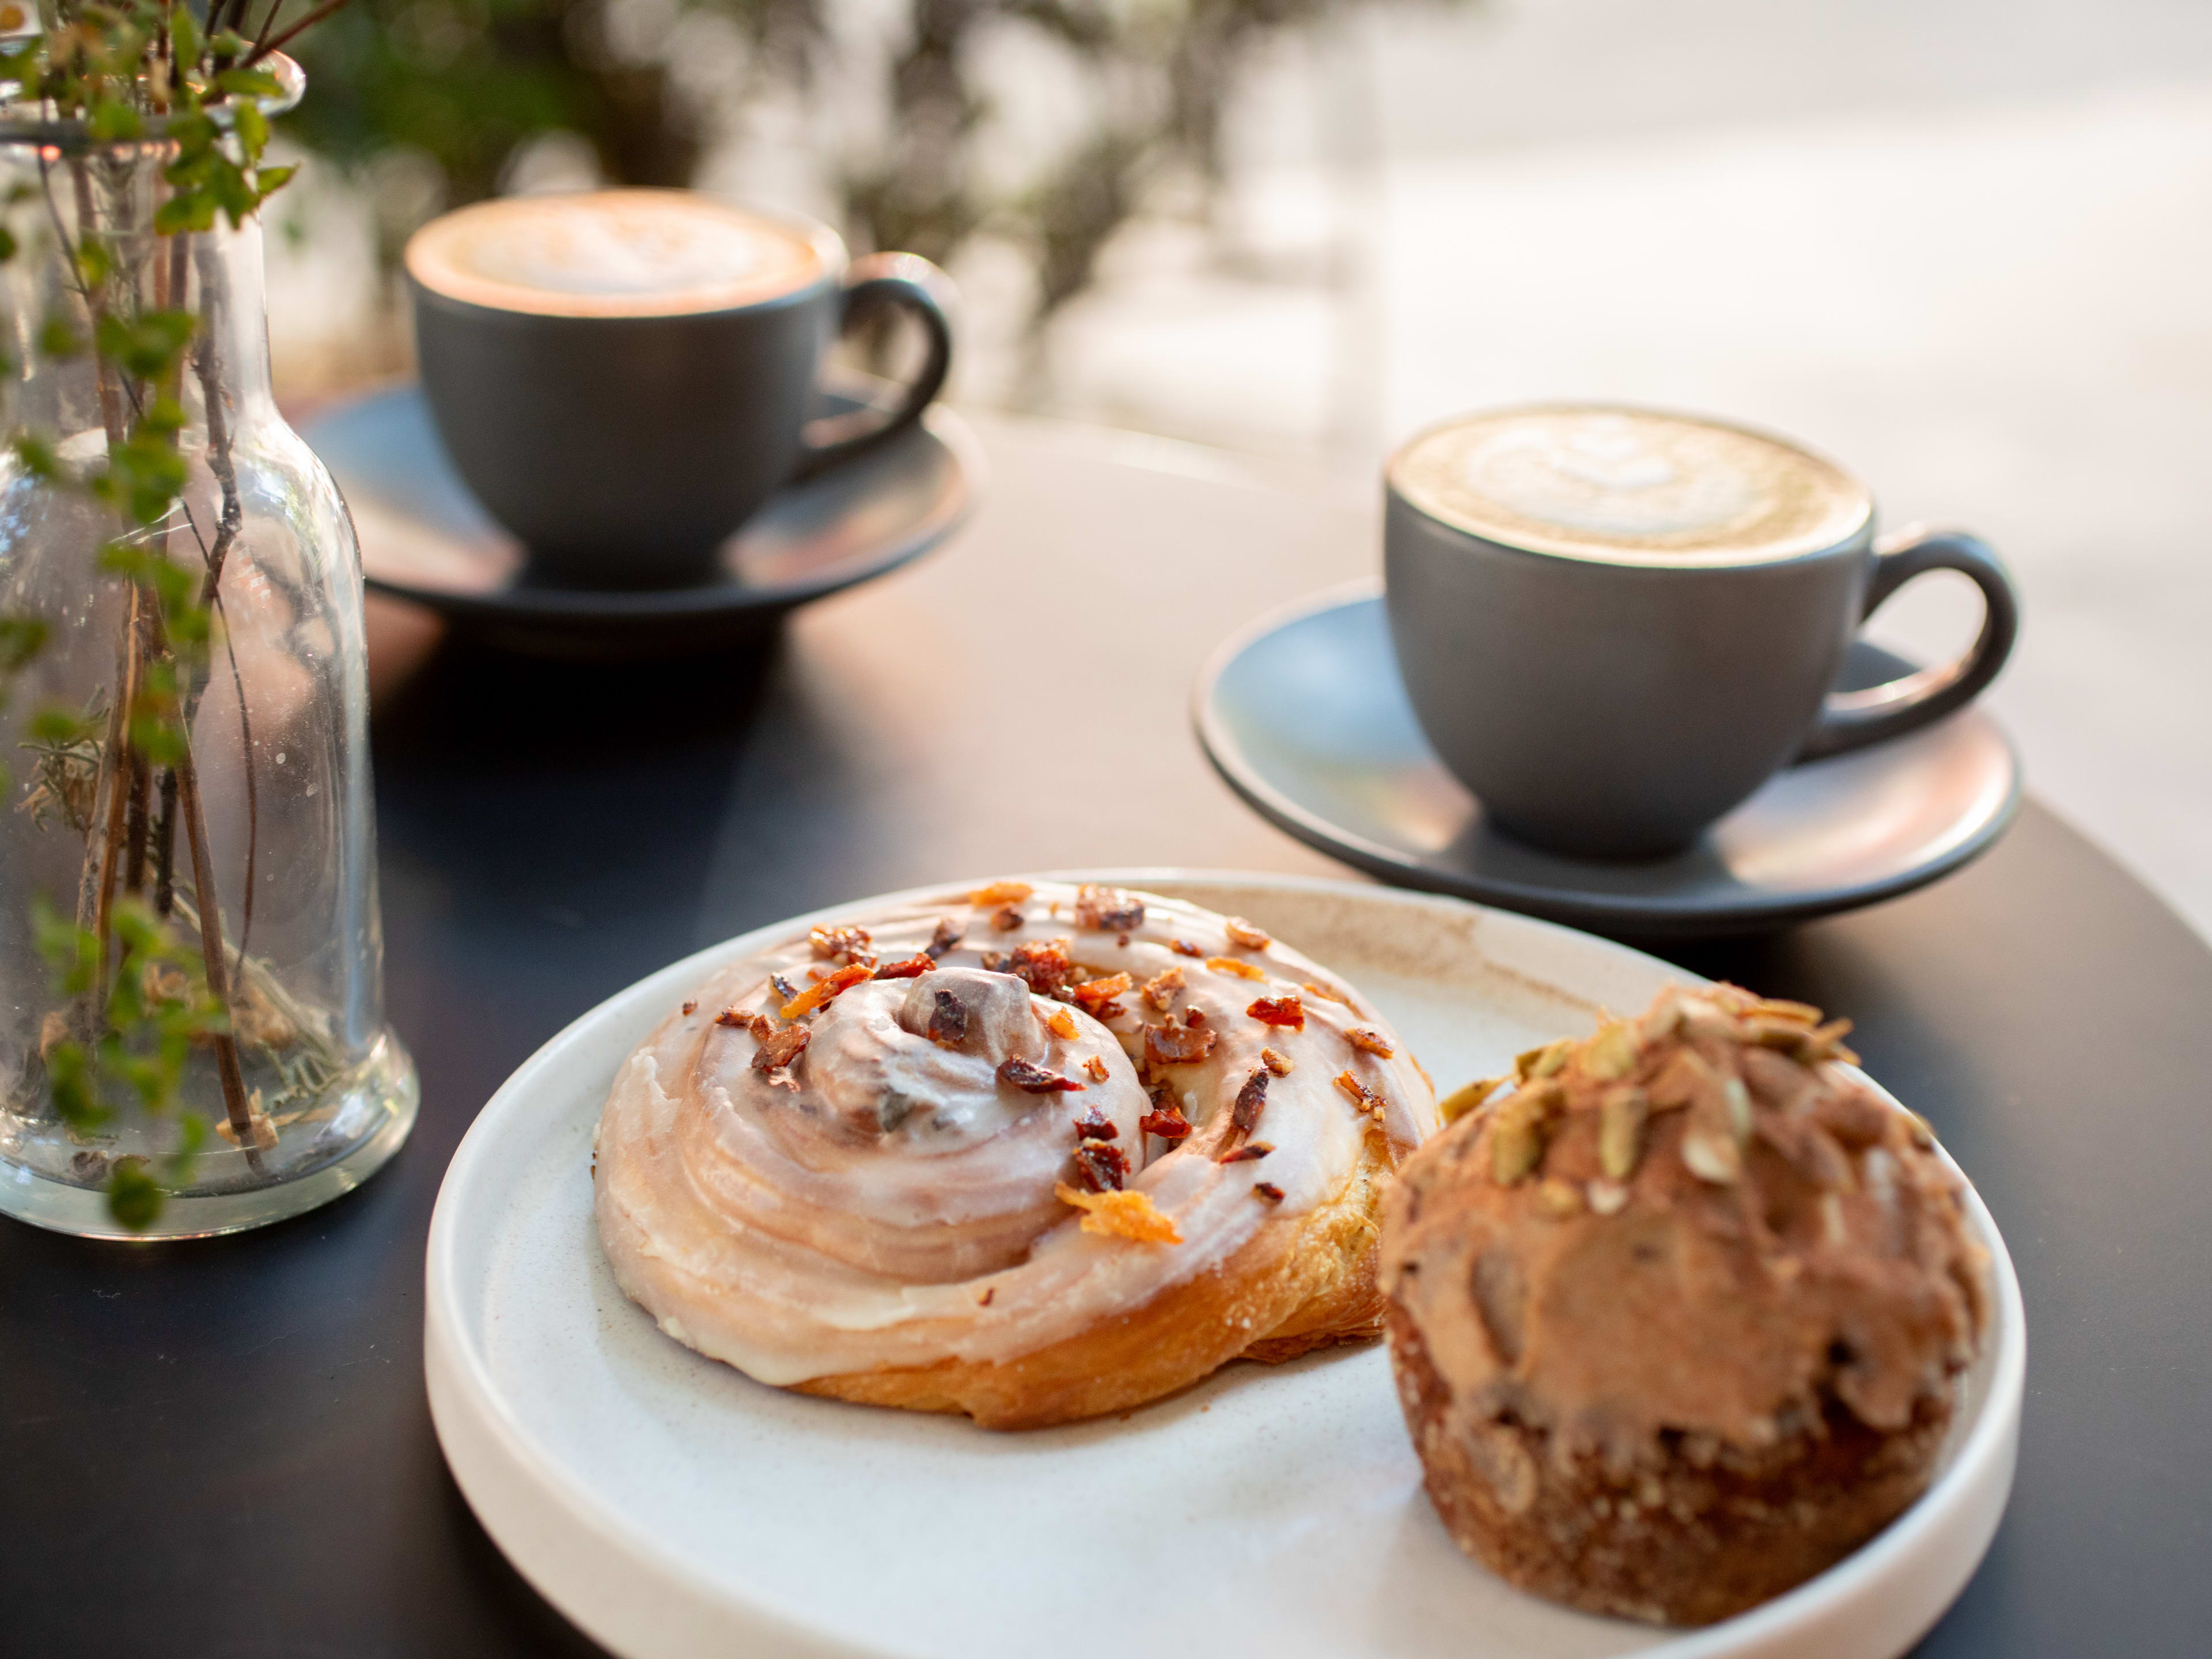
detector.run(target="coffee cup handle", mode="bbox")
[1798,524,2020,762]
[794,252,956,478]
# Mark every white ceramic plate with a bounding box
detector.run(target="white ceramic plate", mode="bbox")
[425,872,2024,1659]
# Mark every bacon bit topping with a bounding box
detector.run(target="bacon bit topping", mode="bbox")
[1139,1101,1192,1140]
[1253,1181,1286,1203]
[1301,979,1349,1007]
[999,1056,1085,1094]
[1117,933,1131,948]
[713,1006,749,1027]
[1141,966,1185,1012]
[1169,939,1204,958]
[872,954,937,980]
[1074,884,1145,931]
[810,924,874,964]
[1207,956,1266,981]
[1075,1108,1119,1141]
[1184,1007,1206,1026]
[990,903,1024,931]
[1224,916,1270,951]
[782,962,873,1019]
[1144,1020,1219,1067]
[681,1001,697,1016]
[1261,1047,1293,1077]
[1005,937,1075,997]
[1084,1055,1111,1082]
[925,917,964,959]
[1043,1005,1080,1040]
[1335,1070,1387,1119]
[1071,972,1133,1018]
[979,950,1009,972]
[1218,1142,1274,1164]
[1055,1182,1181,1243]
[1346,1027,1395,1058]
[1247,994,1305,1030]
[751,1024,810,1073]
[1070,1139,1128,1191]
[770,973,799,1003]
[927,989,969,1049]
[1232,1067,1270,1135]
[978,1286,997,1306]
[968,880,1035,907]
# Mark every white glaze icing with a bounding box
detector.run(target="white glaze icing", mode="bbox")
[593,882,1438,1385]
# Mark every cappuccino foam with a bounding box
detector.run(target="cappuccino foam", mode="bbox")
[1391,406,1869,565]
[405,190,826,318]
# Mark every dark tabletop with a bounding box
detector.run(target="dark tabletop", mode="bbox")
[3,418,2207,1658]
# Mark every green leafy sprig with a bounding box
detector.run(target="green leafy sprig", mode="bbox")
[33,892,220,1224]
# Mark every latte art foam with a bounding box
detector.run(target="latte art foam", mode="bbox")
[405,190,827,318]
[1391,406,1870,565]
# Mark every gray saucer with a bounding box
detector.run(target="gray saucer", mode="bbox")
[301,384,980,657]
[1194,584,2021,937]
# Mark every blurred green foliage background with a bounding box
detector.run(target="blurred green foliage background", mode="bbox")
[285,0,1438,330]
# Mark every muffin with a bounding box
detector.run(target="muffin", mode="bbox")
[1380,983,1988,1625]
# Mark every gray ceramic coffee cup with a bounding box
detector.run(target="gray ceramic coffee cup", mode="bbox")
[1384,405,2018,860]
[406,191,953,588]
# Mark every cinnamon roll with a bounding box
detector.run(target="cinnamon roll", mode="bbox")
[592,880,1436,1427]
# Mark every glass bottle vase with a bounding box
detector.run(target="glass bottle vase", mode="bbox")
[0,103,417,1237]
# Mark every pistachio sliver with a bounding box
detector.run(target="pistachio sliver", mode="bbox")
[1795,1017,1858,1064]
[1516,1038,1574,1081]
[1598,1085,1649,1181]
[1581,1019,1639,1081]
[1749,998,1823,1025]
[1489,1081,1561,1184]
[1536,1178,1582,1217]
[1439,1073,1510,1126]
[1682,1127,1742,1185]
[1724,1075,1753,1143]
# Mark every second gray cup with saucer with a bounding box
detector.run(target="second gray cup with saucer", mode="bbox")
[1383,404,2020,859]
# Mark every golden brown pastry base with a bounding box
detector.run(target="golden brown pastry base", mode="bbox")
[1388,1305,1953,1626]
[790,1137,1395,1430]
